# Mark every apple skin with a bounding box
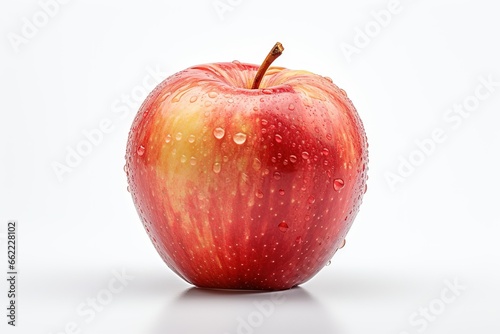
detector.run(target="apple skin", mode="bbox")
[125,61,368,290]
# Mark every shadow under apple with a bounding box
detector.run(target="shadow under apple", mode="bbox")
[148,286,337,334]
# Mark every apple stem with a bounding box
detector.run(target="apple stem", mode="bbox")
[251,42,284,89]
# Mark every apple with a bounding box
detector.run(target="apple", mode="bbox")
[125,43,368,290]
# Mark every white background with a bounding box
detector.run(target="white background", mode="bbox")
[1,0,500,333]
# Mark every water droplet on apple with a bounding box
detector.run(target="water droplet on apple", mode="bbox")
[227,98,234,103]
[364,184,368,193]
[275,134,283,143]
[204,100,212,107]
[175,132,182,141]
[326,260,332,266]
[180,155,187,163]
[326,133,333,141]
[190,157,197,166]
[159,92,171,103]
[126,186,130,192]
[213,162,221,173]
[165,134,172,143]
[322,148,329,156]
[137,145,145,156]
[289,155,297,163]
[188,135,196,143]
[189,96,198,103]
[288,103,295,110]
[308,195,315,204]
[339,239,346,249]
[324,76,333,83]
[208,91,218,98]
[340,89,347,97]
[273,171,281,180]
[333,178,345,191]
[278,222,289,232]
[232,60,241,64]
[233,133,247,145]
[301,152,310,160]
[172,91,186,103]
[261,119,268,126]
[262,89,272,94]
[295,236,302,244]
[255,190,264,198]
[252,158,262,171]
[279,189,285,195]
[213,127,225,139]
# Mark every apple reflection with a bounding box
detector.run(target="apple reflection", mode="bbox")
[149,287,336,334]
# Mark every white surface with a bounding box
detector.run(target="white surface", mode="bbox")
[1,0,500,333]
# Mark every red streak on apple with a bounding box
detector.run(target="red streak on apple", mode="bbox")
[125,49,368,290]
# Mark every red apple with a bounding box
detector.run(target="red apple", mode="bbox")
[125,43,368,290]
